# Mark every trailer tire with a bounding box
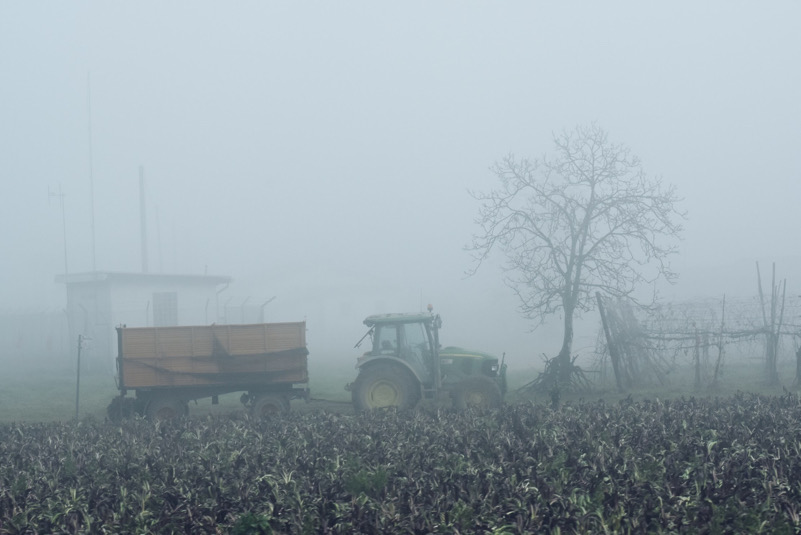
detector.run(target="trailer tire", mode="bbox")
[353,363,420,411]
[107,396,138,423]
[251,393,290,417]
[146,397,188,420]
[453,376,502,410]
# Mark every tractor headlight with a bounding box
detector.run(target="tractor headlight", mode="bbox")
[482,360,500,376]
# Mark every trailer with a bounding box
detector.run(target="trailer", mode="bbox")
[107,321,308,420]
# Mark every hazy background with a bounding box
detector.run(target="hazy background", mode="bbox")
[1,2,800,368]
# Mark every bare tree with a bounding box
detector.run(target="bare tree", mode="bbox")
[468,123,685,387]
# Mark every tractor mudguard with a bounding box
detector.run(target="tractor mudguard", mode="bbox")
[355,355,426,386]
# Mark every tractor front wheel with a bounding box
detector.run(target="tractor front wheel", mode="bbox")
[353,364,419,411]
[453,376,502,410]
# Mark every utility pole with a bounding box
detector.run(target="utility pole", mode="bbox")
[156,205,163,272]
[48,184,69,276]
[75,334,83,419]
[87,71,97,272]
[139,165,148,273]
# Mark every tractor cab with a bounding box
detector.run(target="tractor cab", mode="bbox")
[358,313,440,384]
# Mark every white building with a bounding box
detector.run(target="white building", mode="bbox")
[56,271,231,368]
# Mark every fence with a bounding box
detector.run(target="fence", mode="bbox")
[595,292,801,390]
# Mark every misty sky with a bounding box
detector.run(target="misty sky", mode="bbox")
[1,2,799,365]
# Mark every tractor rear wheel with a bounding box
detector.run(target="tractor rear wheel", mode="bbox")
[453,376,502,410]
[250,393,290,417]
[353,364,419,411]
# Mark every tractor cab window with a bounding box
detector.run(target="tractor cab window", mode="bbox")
[375,325,399,355]
[402,322,430,367]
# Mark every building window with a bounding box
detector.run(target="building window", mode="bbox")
[153,292,178,326]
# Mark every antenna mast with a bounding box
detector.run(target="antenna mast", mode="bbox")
[87,71,96,272]
[139,166,149,273]
[48,185,69,276]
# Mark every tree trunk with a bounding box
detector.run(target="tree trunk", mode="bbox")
[557,305,575,382]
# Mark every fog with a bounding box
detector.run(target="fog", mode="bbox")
[1,2,800,369]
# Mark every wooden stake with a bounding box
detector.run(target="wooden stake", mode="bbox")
[712,295,726,384]
[596,292,624,392]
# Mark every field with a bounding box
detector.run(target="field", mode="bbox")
[1,359,801,533]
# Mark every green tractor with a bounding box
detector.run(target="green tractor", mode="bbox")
[347,308,507,410]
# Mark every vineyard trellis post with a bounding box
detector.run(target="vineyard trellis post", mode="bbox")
[757,262,786,385]
[795,345,801,388]
[711,295,726,385]
[694,328,701,389]
[775,279,787,383]
[75,334,83,420]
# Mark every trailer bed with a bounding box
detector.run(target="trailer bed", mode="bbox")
[117,322,308,390]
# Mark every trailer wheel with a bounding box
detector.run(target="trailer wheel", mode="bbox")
[353,363,419,411]
[107,396,138,423]
[453,376,502,410]
[251,394,290,417]
[146,397,188,420]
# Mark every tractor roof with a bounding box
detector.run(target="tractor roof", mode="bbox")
[363,313,435,326]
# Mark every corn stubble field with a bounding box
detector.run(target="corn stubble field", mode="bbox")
[3,380,801,534]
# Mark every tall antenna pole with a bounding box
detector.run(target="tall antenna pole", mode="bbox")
[139,165,149,273]
[87,71,97,272]
[156,205,163,272]
[48,185,69,276]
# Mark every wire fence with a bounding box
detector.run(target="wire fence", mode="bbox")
[594,293,801,389]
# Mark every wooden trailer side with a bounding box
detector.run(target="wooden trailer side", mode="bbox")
[117,322,308,389]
